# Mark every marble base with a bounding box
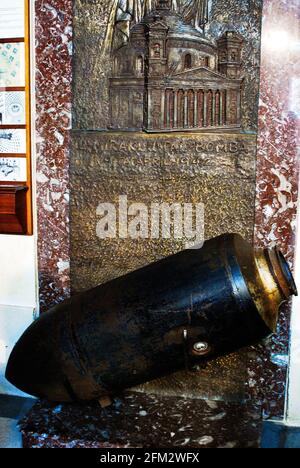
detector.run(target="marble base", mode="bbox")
[20,393,262,449]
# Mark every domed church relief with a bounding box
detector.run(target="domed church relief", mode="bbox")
[107,0,244,132]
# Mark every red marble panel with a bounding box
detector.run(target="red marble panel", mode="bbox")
[253,0,300,418]
[20,394,263,449]
[35,0,72,311]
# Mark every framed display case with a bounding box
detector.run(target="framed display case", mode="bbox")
[0,0,32,235]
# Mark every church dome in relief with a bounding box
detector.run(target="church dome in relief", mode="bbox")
[131,6,214,46]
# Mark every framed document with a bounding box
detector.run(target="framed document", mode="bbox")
[0,129,26,153]
[0,1,32,235]
[0,157,26,181]
[0,0,25,39]
[0,42,25,87]
[0,91,26,124]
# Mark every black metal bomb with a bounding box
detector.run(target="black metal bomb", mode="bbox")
[6,234,297,402]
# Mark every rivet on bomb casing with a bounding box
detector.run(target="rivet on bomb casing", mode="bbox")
[192,342,210,356]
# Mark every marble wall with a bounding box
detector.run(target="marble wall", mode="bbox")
[252,0,300,419]
[35,0,72,312]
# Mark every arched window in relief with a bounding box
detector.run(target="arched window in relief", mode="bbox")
[187,90,195,127]
[206,90,213,126]
[184,53,192,69]
[230,50,237,61]
[177,90,185,128]
[136,55,144,75]
[114,57,119,75]
[153,43,161,58]
[202,56,209,67]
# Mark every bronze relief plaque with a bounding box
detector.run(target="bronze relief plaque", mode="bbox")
[108,2,243,132]
[71,0,263,400]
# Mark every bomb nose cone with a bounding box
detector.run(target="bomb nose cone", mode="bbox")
[5,327,40,398]
[5,308,75,402]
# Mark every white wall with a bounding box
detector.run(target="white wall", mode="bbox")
[0,235,37,308]
[287,205,300,424]
[0,235,37,395]
[0,235,37,396]
[0,0,38,397]
[0,305,36,397]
